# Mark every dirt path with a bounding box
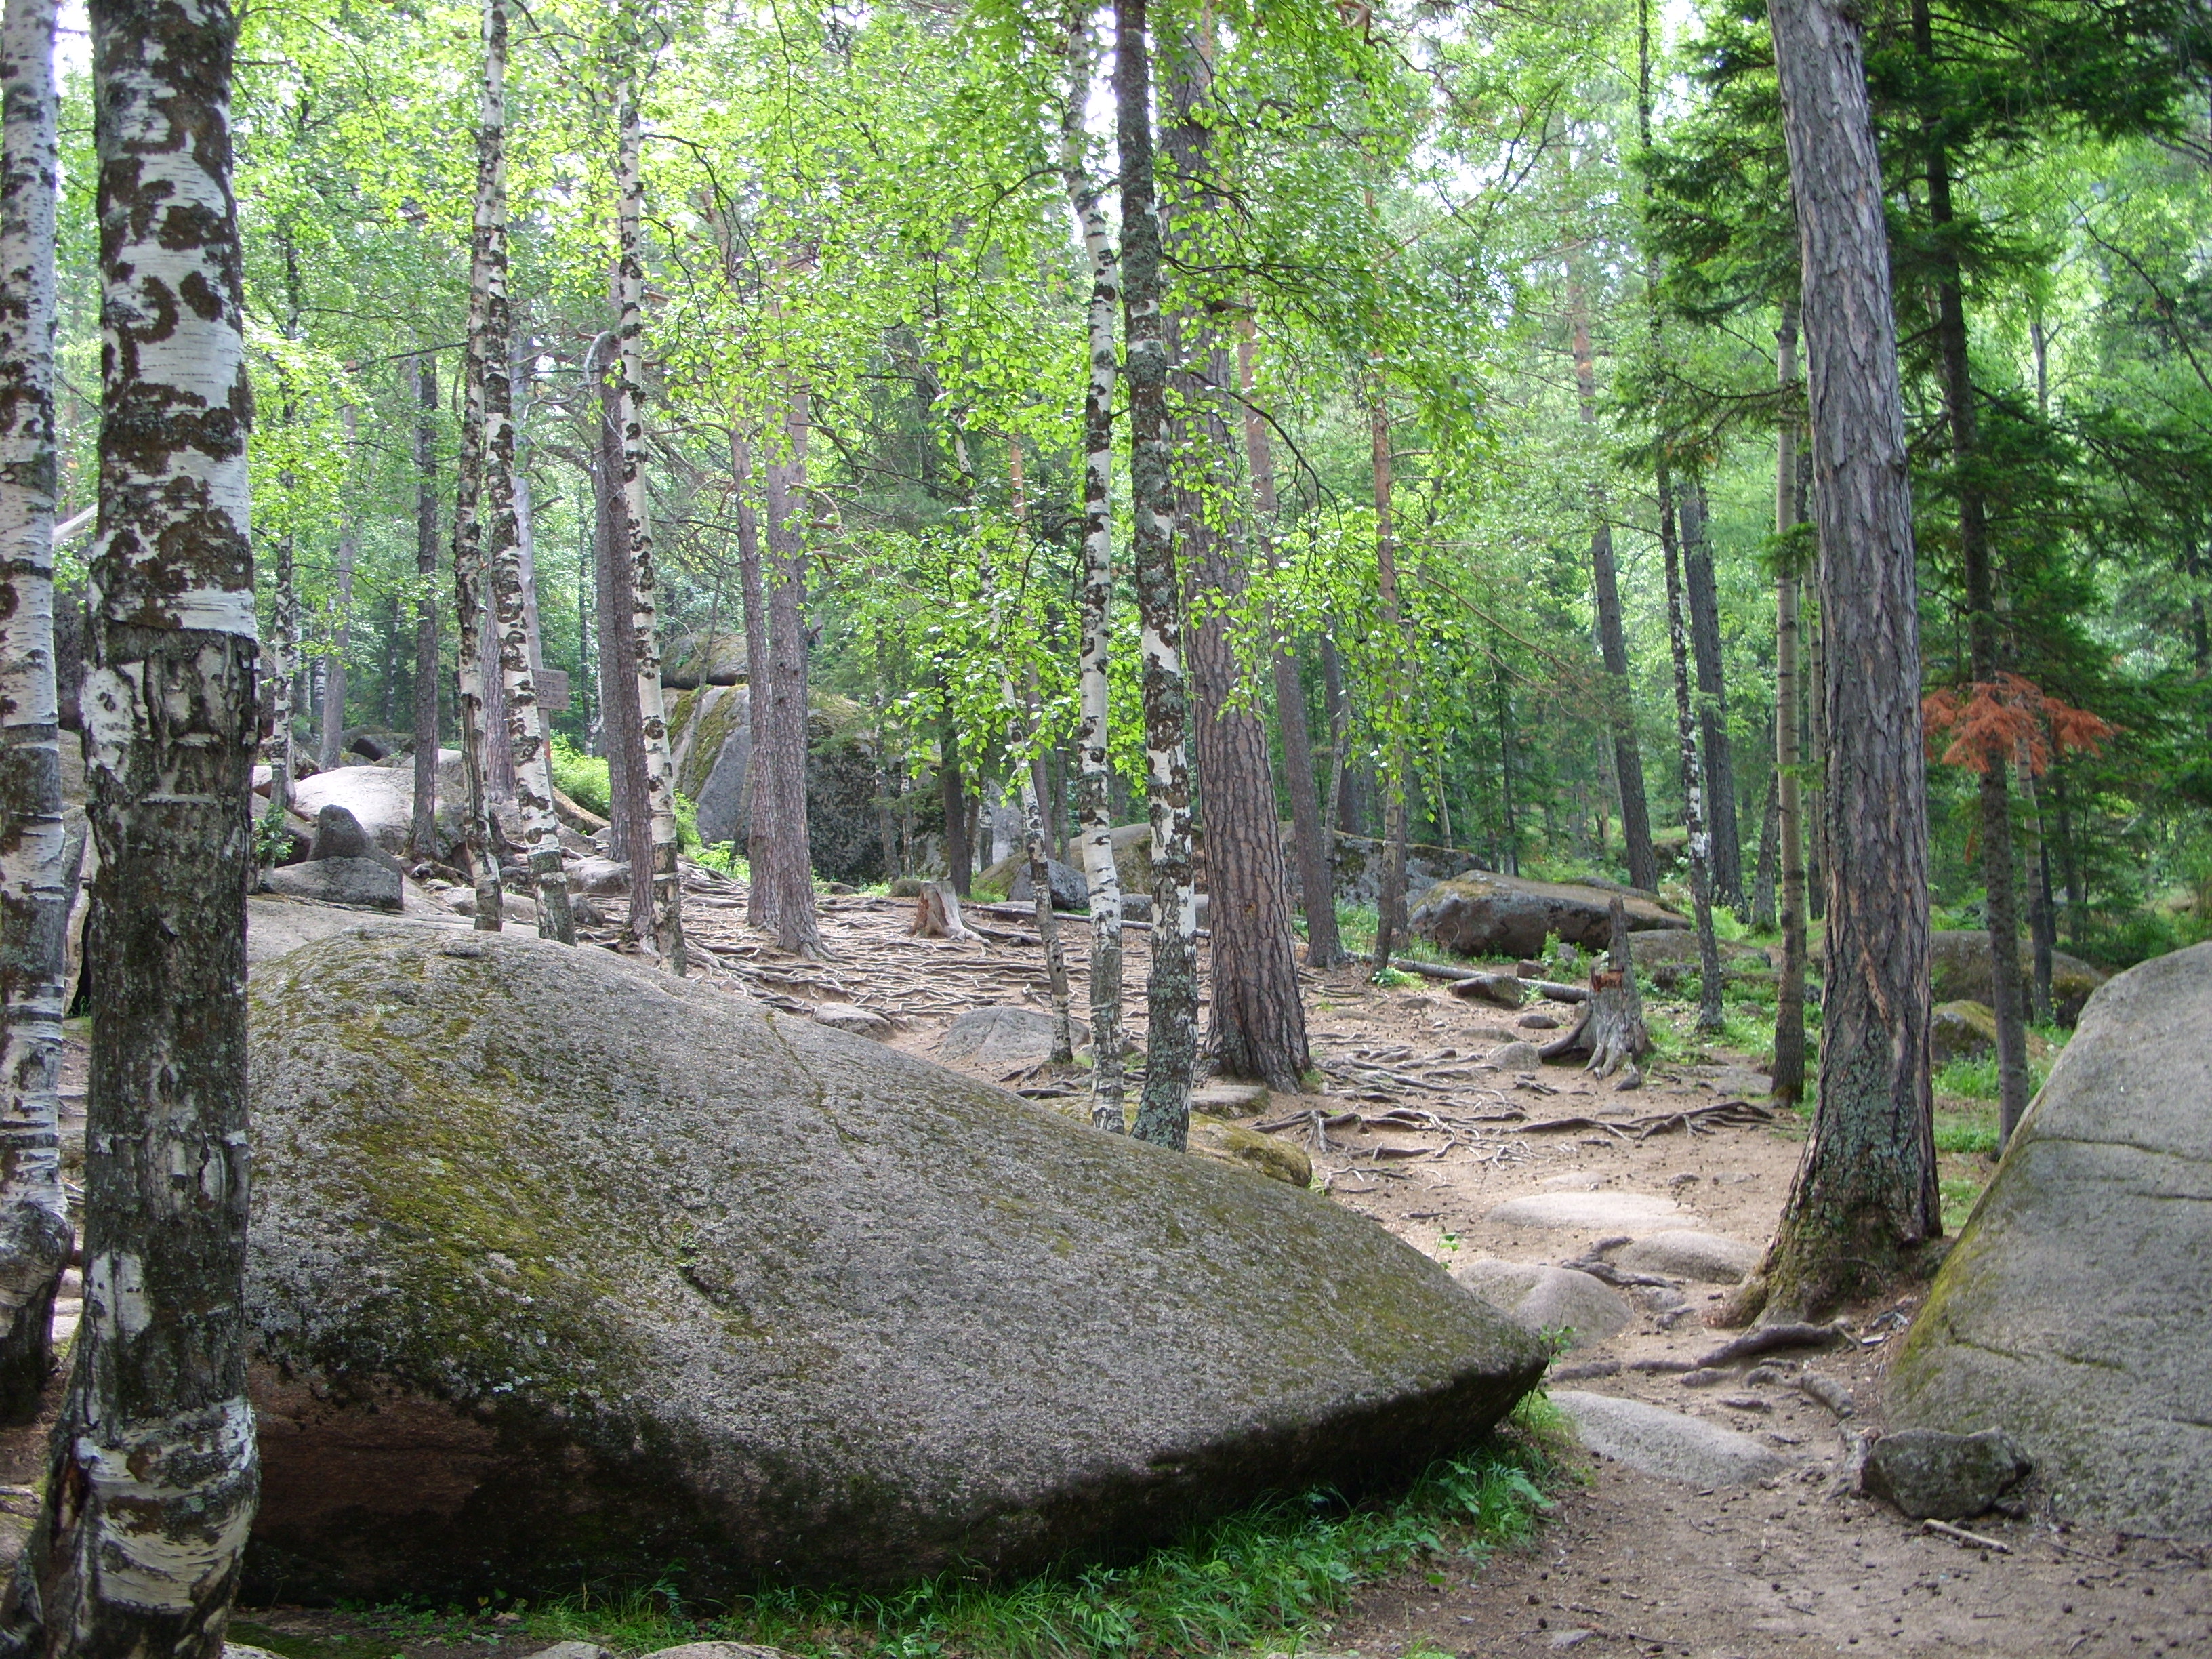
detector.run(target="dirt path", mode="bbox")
[680,887,2205,1658]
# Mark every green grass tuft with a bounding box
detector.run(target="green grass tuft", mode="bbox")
[1933,1109,2000,1158]
[304,1401,1570,1659]
[1940,1176,1986,1232]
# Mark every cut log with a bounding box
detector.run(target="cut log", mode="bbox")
[911,880,982,942]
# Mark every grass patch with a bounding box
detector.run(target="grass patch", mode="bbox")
[1940,1175,1986,1232]
[1933,1106,2000,1158]
[279,1402,1571,1659]
[1932,1052,2052,1102]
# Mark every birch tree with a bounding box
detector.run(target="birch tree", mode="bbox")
[614,22,684,970]
[1059,18,1126,1130]
[5,0,261,1638]
[0,0,70,1422]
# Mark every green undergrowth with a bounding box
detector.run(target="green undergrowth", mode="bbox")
[298,1399,1572,1659]
[550,737,703,851]
[1939,1176,1987,1232]
[1933,1105,2001,1158]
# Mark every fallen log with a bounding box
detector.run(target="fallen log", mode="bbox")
[1388,956,1588,1002]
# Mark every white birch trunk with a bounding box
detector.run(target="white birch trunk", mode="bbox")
[615,41,682,972]
[1060,17,1126,1131]
[0,0,70,1422]
[316,403,357,769]
[7,0,262,1637]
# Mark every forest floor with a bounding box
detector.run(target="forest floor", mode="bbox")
[672,882,2211,1659]
[23,876,2207,1659]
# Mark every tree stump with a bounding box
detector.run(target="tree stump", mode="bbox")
[1538,897,1652,1078]
[911,879,982,942]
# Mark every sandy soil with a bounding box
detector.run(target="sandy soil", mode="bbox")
[23,882,2209,1657]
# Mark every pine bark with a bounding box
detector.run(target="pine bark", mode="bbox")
[1912,0,2027,1142]
[480,172,571,943]
[1750,767,1779,934]
[732,430,773,928]
[2015,739,2054,1025]
[1116,0,1197,1149]
[1679,478,1742,909]
[7,0,261,1636]
[1238,316,1343,970]
[1757,0,1938,1318]
[1369,383,1412,974]
[1059,24,1126,1130]
[613,45,682,972]
[760,397,819,957]
[409,354,441,860]
[0,0,70,1422]
[451,0,508,931]
[1568,268,1657,892]
[316,408,358,769]
[1162,26,1308,1090]
[1773,304,1809,1101]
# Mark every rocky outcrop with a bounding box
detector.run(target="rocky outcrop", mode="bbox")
[660,630,748,689]
[1410,872,1689,960]
[242,930,1545,1599]
[1929,1000,2055,1067]
[666,684,752,848]
[292,754,466,861]
[1889,941,2212,1541]
[1929,928,2106,1026]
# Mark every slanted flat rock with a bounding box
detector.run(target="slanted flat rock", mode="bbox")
[939,1004,1085,1072]
[243,930,1544,1599]
[262,856,401,912]
[1456,1261,1632,1350]
[1551,1391,1794,1487]
[1616,1231,1762,1285]
[813,1002,894,1040]
[1486,1191,1687,1233]
[1890,941,2212,1541]
[1410,872,1689,959]
[245,895,465,969]
[1189,1081,1270,1115]
[1484,1040,1544,1072]
[1187,1116,1311,1187]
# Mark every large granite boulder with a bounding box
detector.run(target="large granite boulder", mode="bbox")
[1410,872,1689,960]
[1889,940,2212,1541]
[1929,999,2055,1067]
[667,683,751,847]
[660,629,748,690]
[1929,928,2107,1026]
[293,756,464,861]
[243,930,1545,1599]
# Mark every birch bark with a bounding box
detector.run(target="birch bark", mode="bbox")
[614,41,683,970]
[6,0,261,1637]
[0,0,70,1422]
[1116,0,1197,1149]
[1057,18,1126,1130]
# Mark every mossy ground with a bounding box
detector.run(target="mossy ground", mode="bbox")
[234,1400,1570,1659]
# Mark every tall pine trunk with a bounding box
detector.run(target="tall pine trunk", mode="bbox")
[409,354,441,859]
[760,396,819,957]
[1568,266,1657,892]
[1116,0,1197,1149]
[1771,302,1809,1103]
[2015,739,2054,1025]
[0,0,71,1421]
[613,37,683,971]
[1238,316,1343,970]
[452,0,508,932]
[7,0,261,1635]
[1059,21,1126,1130]
[1755,0,1937,1319]
[1162,24,1308,1089]
[318,406,359,769]
[731,430,773,928]
[479,157,573,944]
[1368,380,1412,974]
[1913,0,2027,1143]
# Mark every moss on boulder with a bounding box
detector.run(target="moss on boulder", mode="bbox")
[243,930,1543,1600]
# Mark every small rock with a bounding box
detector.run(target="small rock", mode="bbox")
[812,1002,894,1040]
[304,804,382,864]
[1616,1231,1762,1285]
[1516,960,1547,978]
[519,1645,611,1659]
[1189,1081,1270,1115]
[889,877,924,897]
[1551,1390,1795,1486]
[1456,1260,1633,1351]
[567,857,632,897]
[641,1644,794,1659]
[1861,1428,2032,1521]
[1518,1012,1559,1030]
[939,1005,1087,1071]
[1485,1039,1543,1072]
[262,857,401,912]
[824,882,857,895]
[445,888,537,924]
[1548,1632,1595,1651]
[1612,1065,1643,1092]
